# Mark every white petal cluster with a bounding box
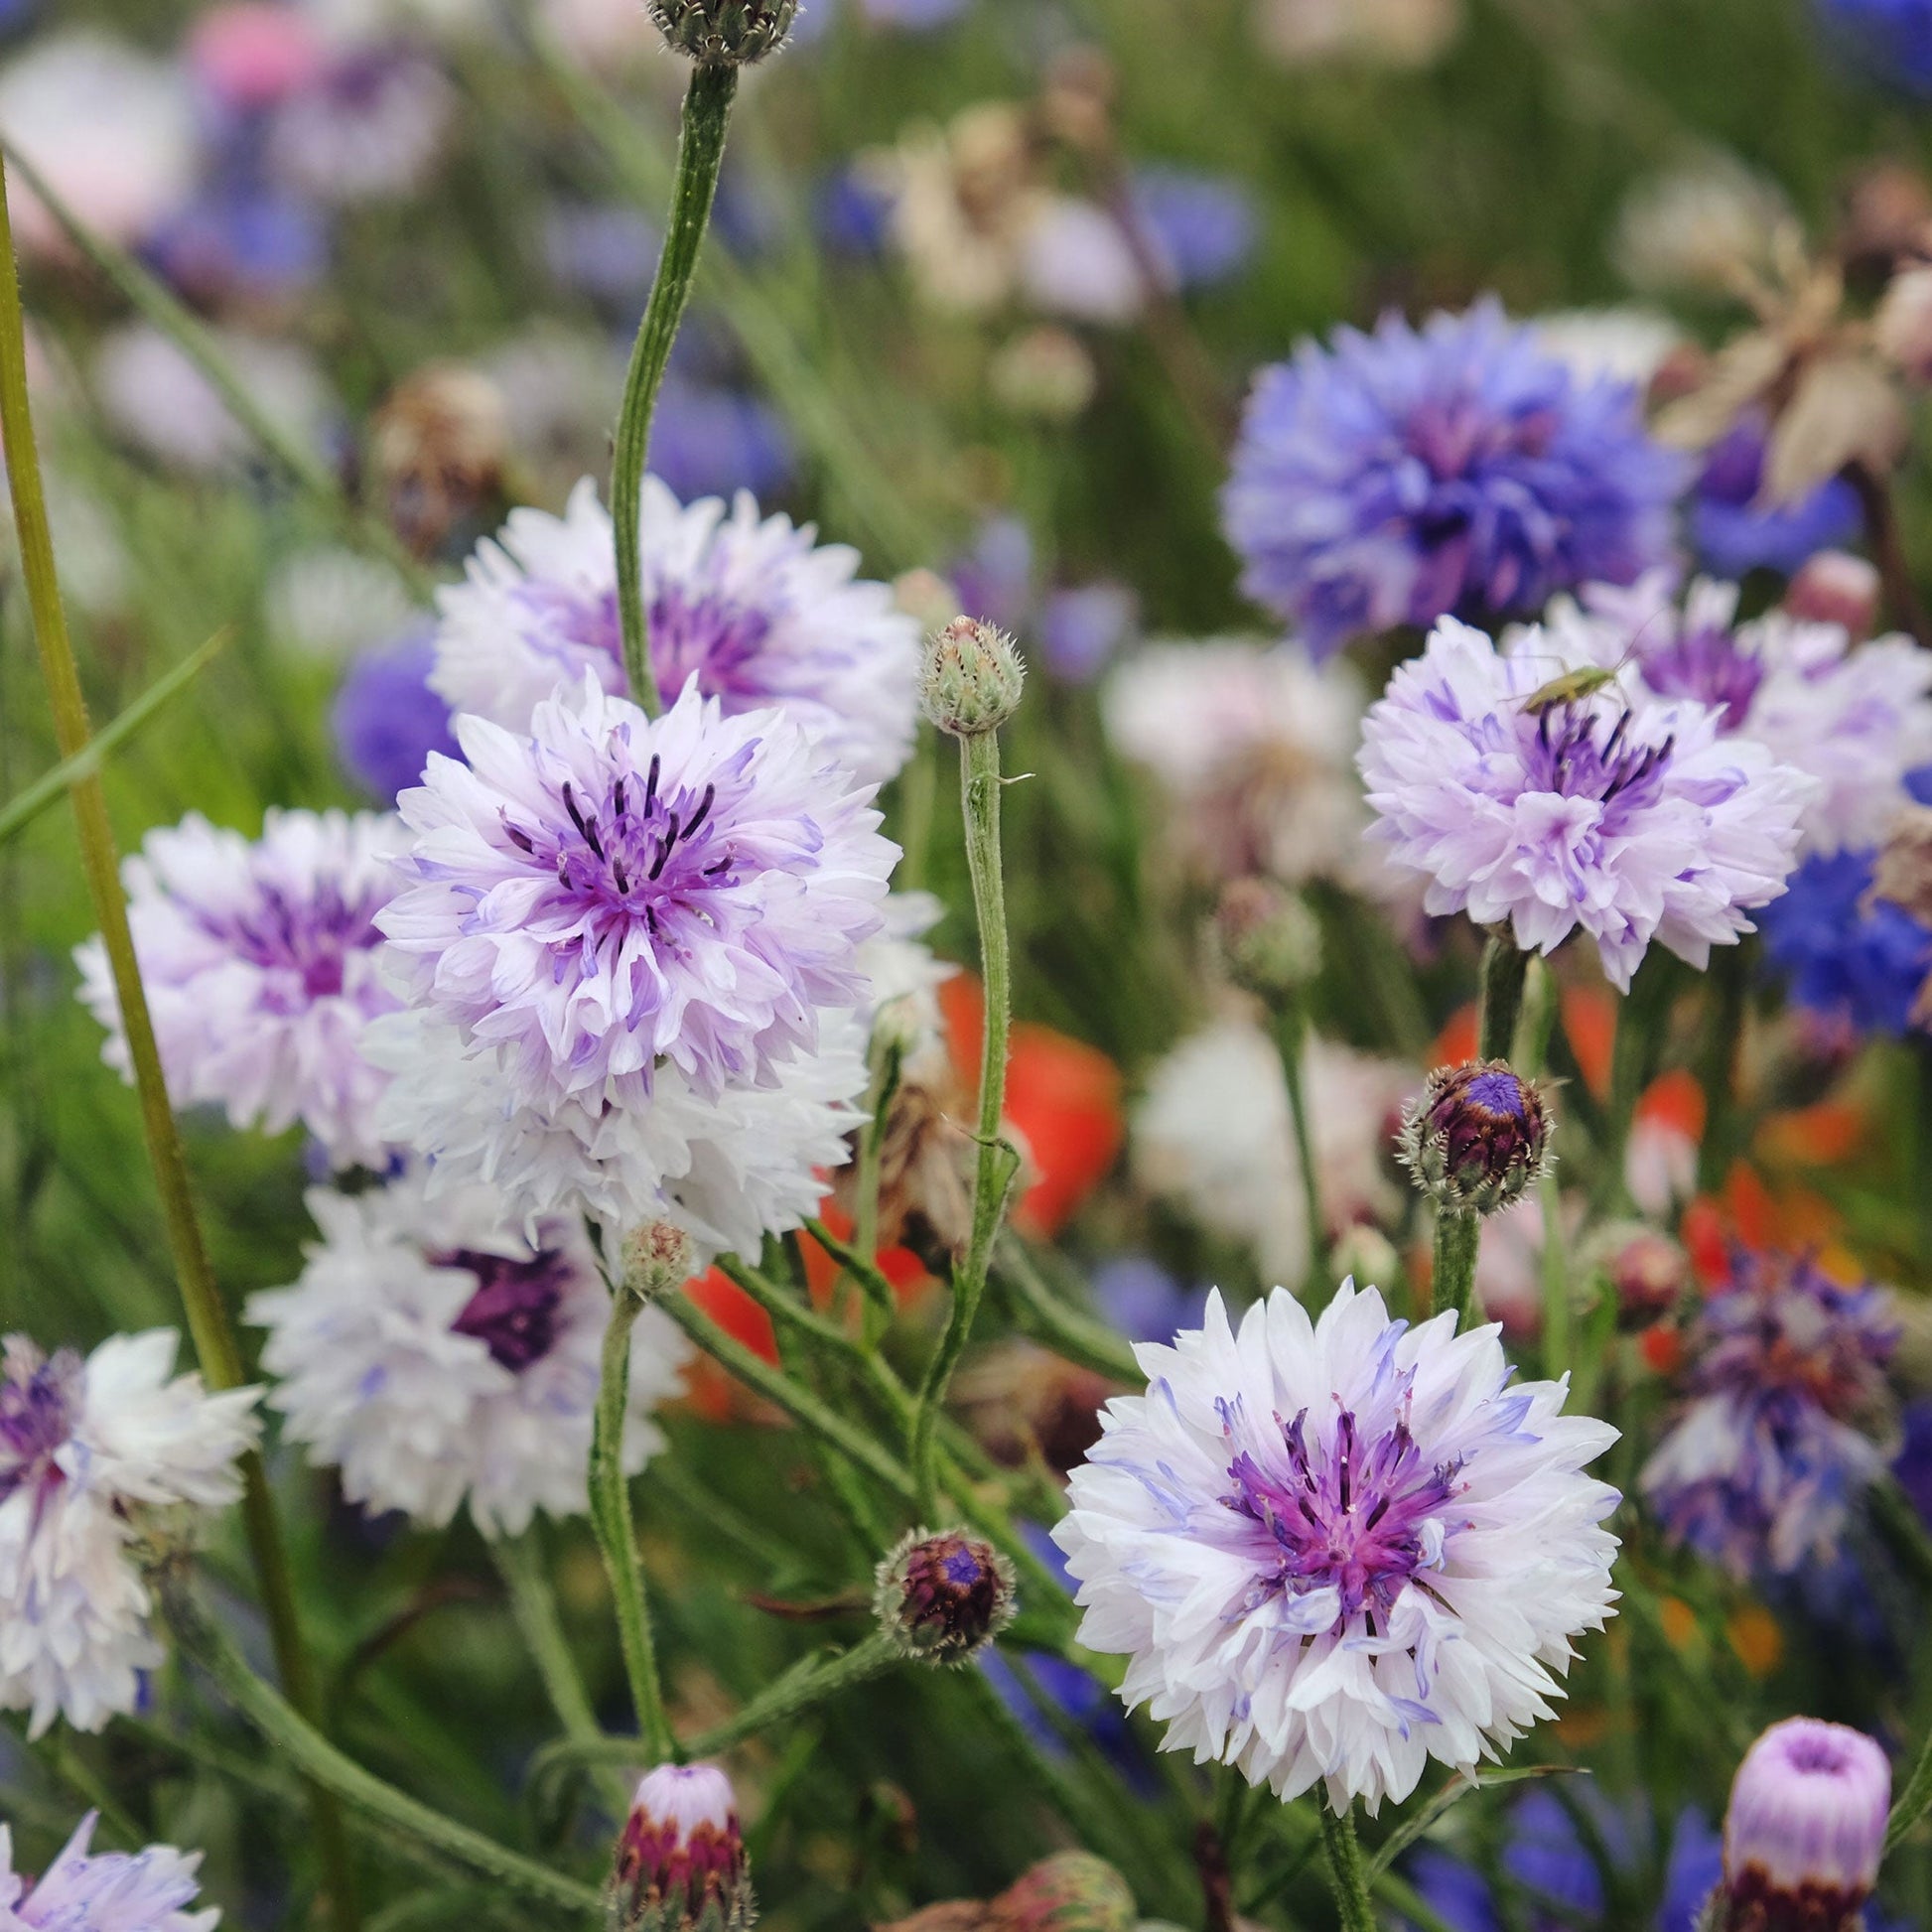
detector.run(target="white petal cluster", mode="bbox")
[0,1333,258,1739]
[0,1812,217,1932]
[246,1172,688,1537]
[1054,1285,1620,1812]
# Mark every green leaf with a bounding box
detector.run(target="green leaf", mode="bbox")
[0,627,233,845]
[1365,1763,1583,1881]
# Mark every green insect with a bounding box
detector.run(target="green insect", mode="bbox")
[1514,661,1623,716]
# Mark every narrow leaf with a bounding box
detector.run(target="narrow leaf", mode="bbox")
[1366,1763,1583,1881]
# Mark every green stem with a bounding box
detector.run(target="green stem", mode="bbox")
[162,1578,602,1914]
[1477,931,1529,1062]
[1889,1708,1932,1854]
[689,1631,898,1755]
[0,151,360,1932]
[852,1034,903,1342]
[588,1287,676,1763]
[994,1236,1140,1383]
[911,728,1018,1513]
[717,1254,864,1361]
[1432,1209,1481,1330]
[1695,948,1747,1194]
[1600,951,1676,1213]
[804,1216,899,1338]
[1318,1798,1378,1932]
[488,1532,619,1783]
[611,62,738,717]
[1274,1003,1325,1286]
[658,1287,917,1501]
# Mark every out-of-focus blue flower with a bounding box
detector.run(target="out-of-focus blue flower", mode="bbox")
[1131,166,1259,290]
[542,202,660,313]
[791,0,970,39]
[1691,415,1861,579]
[1089,1256,1207,1344]
[648,378,796,502]
[0,0,39,34]
[331,628,460,804]
[1896,1397,1932,1526]
[1760,847,1932,1037]
[951,515,1035,632]
[1039,583,1138,684]
[1224,299,1688,657]
[150,185,329,303]
[816,167,896,257]
[1815,0,1932,94]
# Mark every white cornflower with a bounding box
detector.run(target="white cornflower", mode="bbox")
[0,1332,259,1738]
[0,1812,217,1932]
[246,1172,687,1537]
[1054,1284,1620,1812]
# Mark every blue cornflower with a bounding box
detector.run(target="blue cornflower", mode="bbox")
[1130,167,1259,290]
[331,628,460,806]
[1691,415,1861,580]
[1223,300,1688,656]
[1815,0,1932,93]
[1760,848,1932,1037]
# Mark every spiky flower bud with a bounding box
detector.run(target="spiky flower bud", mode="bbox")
[648,0,797,65]
[992,1854,1136,1932]
[612,1763,755,1932]
[919,617,1026,738]
[1717,1719,1889,1932]
[622,1220,696,1303]
[875,1527,1016,1665]
[1397,1060,1553,1216]
[1212,879,1321,1000]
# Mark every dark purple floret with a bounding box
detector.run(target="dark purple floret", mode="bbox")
[1635,620,1767,732]
[0,1340,81,1511]
[444,1250,573,1372]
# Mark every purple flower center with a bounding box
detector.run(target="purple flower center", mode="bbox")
[192,879,385,1006]
[1522,703,1674,815]
[1463,1069,1526,1117]
[1225,1406,1463,1626]
[443,1250,572,1372]
[1636,622,1764,733]
[0,1342,80,1510]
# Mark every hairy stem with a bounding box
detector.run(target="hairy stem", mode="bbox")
[1432,1209,1481,1331]
[1318,1798,1378,1932]
[1273,1002,1325,1287]
[1477,931,1529,1062]
[611,62,738,717]
[0,152,359,1932]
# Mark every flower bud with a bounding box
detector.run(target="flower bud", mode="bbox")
[648,0,797,65]
[623,1220,696,1303]
[612,1763,755,1932]
[1212,879,1321,1001]
[990,1854,1135,1932]
[1718,1719,1889,1932]
[875,1527,1016,1665]
[919,617,1026,738]
[1784,551,1881,640]
[1870,803,1932,928]
[1587,1223,1691,1326]
[1397,1060,1553,1216]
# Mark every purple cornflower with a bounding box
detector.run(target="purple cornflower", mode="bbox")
[0,1812,218,1932]
[1224,300,1688,657]
[379,676,896,1117]
[332,627,462,804]
[1130,167,1259,290]
[1640,1251,1897,1578]
[1358,618,1813,991]
[1760,847,1932,1037]
[74,808,403,1171]
[649,378,796,504]
[1692,414,1861,579]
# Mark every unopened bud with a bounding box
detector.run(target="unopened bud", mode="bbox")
[1397,1061,1554,1216]
[1877,264,1932,384]
[612,1763,755,1932]
[919,617,1026,738]
[1718,1719,1888,1932]
[1213,879,1321,1000]
[622,1220,695,1303]
[1784,550,1881,638]
[875,1527,1016,1665]
[1586,1223,1690,1326]
[991,1854,1135,1932]
[648,0,796,64]
[1871,803,1932,927]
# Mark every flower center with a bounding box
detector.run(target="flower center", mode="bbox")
[1522,702,1674,812]
[1463,1068,1527,1117]
[649,584,777,703]
[0,1340,80,1506]
[443,1250,572,1372]
[1636,622,1764,732]
[1225,1405,1462,1625]
[193,878,384,1004]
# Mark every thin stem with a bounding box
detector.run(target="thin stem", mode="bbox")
[1318,1798,1378,1932]
[588,1286,676,1763]
[1273,1003,1325,1286]
[1432,1209,1481,1331]
[717,1254,864,1361]
[994,1235,1140,1383]
[611,62,738,717]
[804,1216,899,1338]
[0,151,360,1932]
[1695,948,1747,1194]
[911,728,1019,1513]
[488,1532,608,1750]
[1845,459,1932,653]
[852,1034,903,1342]
[688,1631,899,1755]
[1476,931,1529,1062]
[161,1577,603,1916]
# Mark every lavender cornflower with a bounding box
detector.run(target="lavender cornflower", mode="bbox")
[1055,1283,1620,1812]
[429,478,919,783]
[612,1765,753,1932]
[380,676,894,1118]
[1223,300,1687,657]
[0,1332,258,1737]
[1358,618,1814,991]
[0,1812,218,1932]
[1691,415,1862,580]
[332,628,462,804]
[1543,573,1932,856]
[75,809,403,1171]
[1640,1252,1898,1578]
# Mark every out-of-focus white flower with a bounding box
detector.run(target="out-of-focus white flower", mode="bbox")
[266,547,422,661]
[1255,0,1463,68]
[1132,1017,1416,1290]
[92,324,335,479]
[1613,155,1797,297]
[1055,1283,1620,1811]
[0,1331,258,1738]
[0,1812,218,1932]
[268,46,454,206]
[1017,198,1147,327]
[0,34,197,259]
[0,475,127,619]
[1532,308,1684,388]
[247,1171,687,1536]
